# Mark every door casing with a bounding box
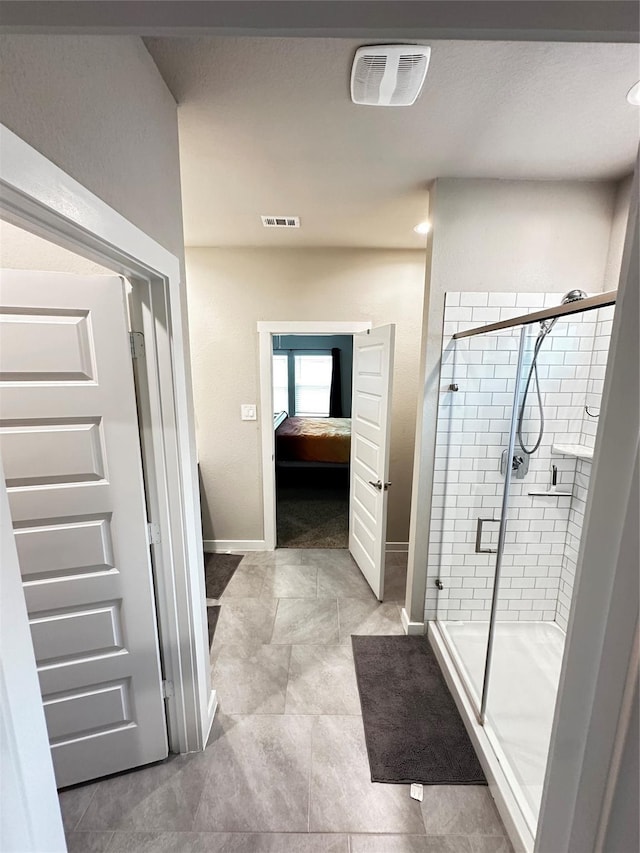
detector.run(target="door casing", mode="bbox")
[256,321,371,552]
[0,123,215,760]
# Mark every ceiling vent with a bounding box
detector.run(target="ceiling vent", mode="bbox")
[261,215,300,228]
[350,45,431,107]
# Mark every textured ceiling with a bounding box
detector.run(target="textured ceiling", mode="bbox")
[145,37,640,248]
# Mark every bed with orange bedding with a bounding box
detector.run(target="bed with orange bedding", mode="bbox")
[275,416,351,467]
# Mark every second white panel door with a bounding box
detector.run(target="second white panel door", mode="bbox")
[0,269,168,788]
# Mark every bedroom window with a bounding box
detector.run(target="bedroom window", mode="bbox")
[294,354,332,417]
[273,349,334,416]
[272,353,289,413]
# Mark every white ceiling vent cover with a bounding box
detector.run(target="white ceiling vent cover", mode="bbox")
[261,215,300,228]
[351,45,431,107]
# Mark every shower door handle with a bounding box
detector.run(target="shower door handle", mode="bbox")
[475,517,499,554]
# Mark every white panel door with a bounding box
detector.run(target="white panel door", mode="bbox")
[0,270,167,788]
[349,324,395,600]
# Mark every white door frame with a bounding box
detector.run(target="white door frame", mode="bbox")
[257,320,371,550]
[0,126,215,760]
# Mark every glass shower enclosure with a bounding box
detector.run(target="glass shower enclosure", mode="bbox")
[430,291,615,848]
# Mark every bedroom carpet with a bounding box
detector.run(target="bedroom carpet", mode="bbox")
[277,484,348,548]
[204,552,243,599]
[352,635,487,786]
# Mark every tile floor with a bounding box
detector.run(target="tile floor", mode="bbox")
[60,549,513,853]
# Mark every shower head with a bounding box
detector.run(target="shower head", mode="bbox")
[561,289,588,304]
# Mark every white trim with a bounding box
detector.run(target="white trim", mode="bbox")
[386,541,409,552]
[429,622,532,853]
[204,539,267,553]
[257,319,371,551]
[0,125,213,763]
[400,607,425,636]
[257,320,370,335]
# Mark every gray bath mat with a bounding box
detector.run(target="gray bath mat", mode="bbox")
[351,635,486,785]
[205,553,243,599]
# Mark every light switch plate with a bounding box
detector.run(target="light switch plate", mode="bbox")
[241,404,257,421]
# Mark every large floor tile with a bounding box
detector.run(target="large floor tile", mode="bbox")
[235,551,277,567]
[301,549,355,569]
[469,837,514,853]
[420,788,506,837]
[285,645,361,714]
[59,783,98,832]
[213,598,278,648]
[317,560,375,599]
[349,836,473,853]
[271,598,339,644]
[194,713,313,832]
[77,753,210,831]
[220,563,267,598]
[262,563,318,598]
[212,643,291,714]
[108,833,348,852]
[309,716,426,834]
[338,598,404,644]
[66,831,113,852]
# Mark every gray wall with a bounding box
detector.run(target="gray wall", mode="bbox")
[273,334,353,417]
[186,247,426,545]
[0,35,185,264]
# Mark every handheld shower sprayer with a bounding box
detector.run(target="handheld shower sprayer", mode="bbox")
[516,290,587,456]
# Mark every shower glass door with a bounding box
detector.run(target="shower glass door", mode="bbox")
[484,309,600,834]
[434,322,524,719]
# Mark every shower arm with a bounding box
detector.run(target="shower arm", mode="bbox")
[452,290,616,340]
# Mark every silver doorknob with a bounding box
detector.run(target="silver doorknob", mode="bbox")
[368,480,392,491]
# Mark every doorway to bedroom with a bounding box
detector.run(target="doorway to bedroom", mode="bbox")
[273,334,354,549]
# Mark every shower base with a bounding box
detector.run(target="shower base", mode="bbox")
[431,620,565,852]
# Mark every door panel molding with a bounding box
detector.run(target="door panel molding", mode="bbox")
[349,324,395,600]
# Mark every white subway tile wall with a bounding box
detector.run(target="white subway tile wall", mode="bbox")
[426,295,613,632]
[555,305,614,629]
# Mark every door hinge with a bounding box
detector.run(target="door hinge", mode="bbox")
[147,522,161,545]
[129,331,145,360]
[162,680,174,699]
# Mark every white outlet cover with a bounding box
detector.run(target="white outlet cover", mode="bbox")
[241,404,257,421]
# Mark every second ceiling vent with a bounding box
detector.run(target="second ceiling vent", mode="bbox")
[350,45,431,107]
[261,215,300,228]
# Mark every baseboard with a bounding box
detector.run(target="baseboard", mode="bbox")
[401,607,425,635]
[386,541,409,552]
[203,539,267,553]
[205,539,407,554]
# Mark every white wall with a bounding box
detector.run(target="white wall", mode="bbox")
[603,175,633,292]
[406,178,619,623]
[186,247,426,545]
